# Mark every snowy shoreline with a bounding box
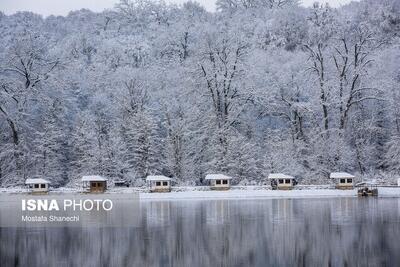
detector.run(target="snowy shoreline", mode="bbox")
[139,187,400,201]
[139,189,357,201]
[1,186,400,201]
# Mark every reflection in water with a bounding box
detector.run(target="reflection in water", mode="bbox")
[1,198,400,267]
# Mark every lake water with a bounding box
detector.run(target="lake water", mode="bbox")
[1,197,400,267]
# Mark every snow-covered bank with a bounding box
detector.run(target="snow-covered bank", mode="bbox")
[140,187,400,201]
[139,189,358,201]
[0,187,28,193]
[1,186,400,201]
[378,187,400,197]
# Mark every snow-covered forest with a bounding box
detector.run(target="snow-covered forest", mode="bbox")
[0,0,399,187]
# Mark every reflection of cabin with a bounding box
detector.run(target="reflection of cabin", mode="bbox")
[205,174,232,190]
[330,172,355,189]
[146,176,172,192]
[268,173,295,190]
[25,178,50,194]
[82,175,108,193]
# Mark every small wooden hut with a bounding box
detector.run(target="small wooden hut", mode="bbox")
[82,175,108,193]
[25,178,50,194]
[205,174,232,190]
[146,176,172,192]
[330,172,355,189]
[268,173,296,190]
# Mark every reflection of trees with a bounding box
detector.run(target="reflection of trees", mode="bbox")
[1,198,400,266]
[145,201,172,226]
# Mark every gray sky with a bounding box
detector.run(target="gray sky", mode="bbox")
[0,0,357,16]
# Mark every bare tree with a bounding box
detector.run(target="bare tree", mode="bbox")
[199,34,247,166]
[332,26,384,129]
[0,32,59,177]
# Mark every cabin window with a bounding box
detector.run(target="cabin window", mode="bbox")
[92,182,97,187]
[156,181,161,186]
[347,178,353,184]
[97,182,103,187]
[285,179,291,184]
[163,181,168,186]
[216,180,221,185]
[222,180,228,185]
[278,179,284,184]
[340,179,346,184]
[34,184,39,189]
[40,184,46,188]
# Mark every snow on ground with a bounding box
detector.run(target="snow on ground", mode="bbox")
[140,186,400,201]
[139,188,357,201]
[1,186,400,201]
[378,187,400,197]
[0,187,28,193]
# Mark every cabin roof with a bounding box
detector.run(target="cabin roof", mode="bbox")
[355,180,377,186]
[267,173,294,179]
[205,174,232,180]
[146,175,171,181]
[25,178,50,184]
[330,172,355,179]
[81,175,108,182]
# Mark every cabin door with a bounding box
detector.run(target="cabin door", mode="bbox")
[91,182,105,192]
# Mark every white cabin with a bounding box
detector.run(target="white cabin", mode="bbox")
[25,178,50,193]
[146,175,172,192]
[205,174,232,190]
[268,173,295,190]
[82,175,108,193]
[330,172,355,189]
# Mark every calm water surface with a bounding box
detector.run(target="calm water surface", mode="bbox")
[1,197,400,267]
